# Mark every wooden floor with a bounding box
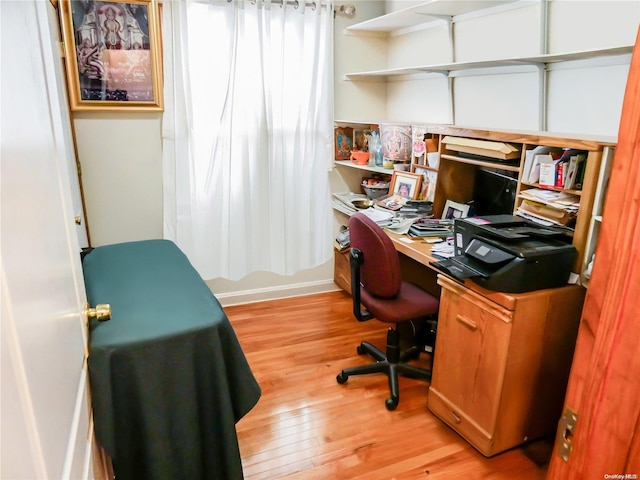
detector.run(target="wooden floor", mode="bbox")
[226,291,554,480]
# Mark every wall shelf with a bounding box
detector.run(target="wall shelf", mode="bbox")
[344,0,519,36]
[334,160,394,176]
[345,46,634,81]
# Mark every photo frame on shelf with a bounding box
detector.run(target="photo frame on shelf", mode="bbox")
[442,200,470,220]
[60,0,163,111]
[389,170,422,200]
[353,129,368,151]
[411,164,437,202]
[334,127,353,160]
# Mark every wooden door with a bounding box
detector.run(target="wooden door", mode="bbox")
[547,28,640,478]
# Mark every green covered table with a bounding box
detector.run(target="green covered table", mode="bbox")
[83,240,260,480]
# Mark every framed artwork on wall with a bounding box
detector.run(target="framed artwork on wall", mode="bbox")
[60,0,163,111]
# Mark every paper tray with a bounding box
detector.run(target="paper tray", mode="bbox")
[442,136,521,160]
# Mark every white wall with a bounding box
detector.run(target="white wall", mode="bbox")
[73,0,639,303]
[74,113,163,246]
[373,0,640,136]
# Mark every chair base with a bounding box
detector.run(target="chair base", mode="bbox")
[336,328,432,411]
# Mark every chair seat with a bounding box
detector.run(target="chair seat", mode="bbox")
[360,281,439,323]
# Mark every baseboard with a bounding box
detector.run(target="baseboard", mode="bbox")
[215,280,341,307]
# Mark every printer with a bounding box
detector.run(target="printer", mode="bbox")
[431,215,576,293]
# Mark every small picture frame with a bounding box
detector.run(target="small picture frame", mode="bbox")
[353,129,368,151]
[442,200,470,220]
[411,164,437,202]
[335,127,353,160]
[389,170,422,200]
[60,0,163,111]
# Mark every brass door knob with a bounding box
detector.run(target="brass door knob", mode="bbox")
[84,303,111,322]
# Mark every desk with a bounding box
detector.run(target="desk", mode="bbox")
[83,240,260,480]
[335,230,585,456]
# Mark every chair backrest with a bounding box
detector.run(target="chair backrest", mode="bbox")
[349,212,402,299]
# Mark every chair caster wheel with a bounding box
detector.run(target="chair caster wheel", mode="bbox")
[356,344,366,355]
[336,372,348,384]
[385,397,398,411]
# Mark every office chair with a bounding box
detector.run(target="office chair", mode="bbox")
[336,212,439,410]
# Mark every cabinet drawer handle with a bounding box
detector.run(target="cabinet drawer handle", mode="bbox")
[456,314,477,331]
[451,411,462,424]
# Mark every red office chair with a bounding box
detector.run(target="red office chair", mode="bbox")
[336,212,439,410]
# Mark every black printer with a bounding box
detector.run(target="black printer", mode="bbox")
[431,215,576,293]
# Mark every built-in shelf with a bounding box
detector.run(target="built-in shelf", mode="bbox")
[345,46,634,81]
[334,160,394,176]
[440,153,520,172]
[344,0,518,35]
[520,182,584,196]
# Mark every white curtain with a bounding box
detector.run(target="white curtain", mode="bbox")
[162,0,334,281]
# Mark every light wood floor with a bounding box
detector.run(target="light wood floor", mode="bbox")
[226,291,554,480]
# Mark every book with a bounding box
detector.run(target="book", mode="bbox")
[564,153,586,190]
[537,154,558,187]
[554,149,573,188]
[522,146,557,182]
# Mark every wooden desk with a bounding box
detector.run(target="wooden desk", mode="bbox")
[335,230,585,457]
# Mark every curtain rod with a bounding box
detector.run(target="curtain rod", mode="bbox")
[226,0,330,9]
[227,0,356,18]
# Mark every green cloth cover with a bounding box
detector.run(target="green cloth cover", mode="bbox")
[83,239,260,480]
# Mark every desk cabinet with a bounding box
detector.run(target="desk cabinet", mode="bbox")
[428,275,585,457]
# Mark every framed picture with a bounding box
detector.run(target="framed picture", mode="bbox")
[411,164,437,202]
[389,170,422,200]
[353,129,368,151]
[381,124,412,163]
[60,0,163,111]
[334,127,353,160]
[442,200,470,220]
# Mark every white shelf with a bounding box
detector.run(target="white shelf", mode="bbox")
[345,0,518,35]
[334,160,395,176]
[345,46,634,81]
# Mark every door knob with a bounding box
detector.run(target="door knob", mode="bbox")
[84,303,111,322]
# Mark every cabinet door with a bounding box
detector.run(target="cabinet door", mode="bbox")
[429,283,513,445]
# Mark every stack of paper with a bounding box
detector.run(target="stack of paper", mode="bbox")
[519,189,580,211]
[517,188,579,227]
[430,238,455,259]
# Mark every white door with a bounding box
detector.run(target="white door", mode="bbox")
[46,0,90,249]
[1,1,102,478]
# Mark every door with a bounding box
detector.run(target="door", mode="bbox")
[0,1,104,478]
[547,29,640,478]
[46,0,90,248]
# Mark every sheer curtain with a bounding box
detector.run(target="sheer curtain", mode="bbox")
[162,0,334,281]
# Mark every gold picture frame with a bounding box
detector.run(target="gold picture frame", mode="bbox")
[60,0,163,111]
[389,170,422,200]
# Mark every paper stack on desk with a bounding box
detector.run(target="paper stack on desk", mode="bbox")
[408,218,453,238]
[430,238,455,259]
